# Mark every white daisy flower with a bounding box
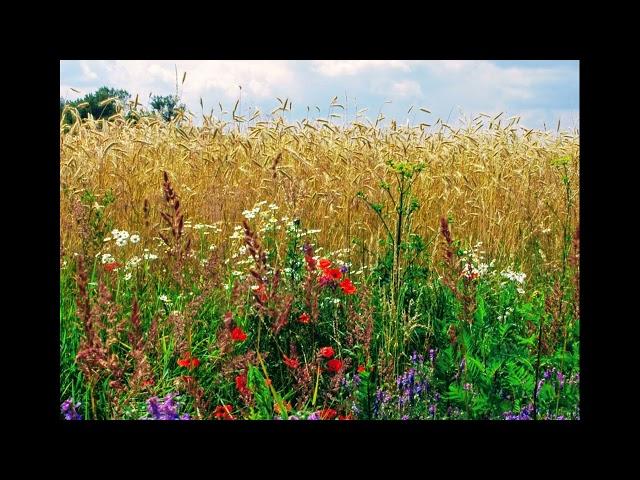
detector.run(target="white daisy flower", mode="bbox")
[127,256,141,268]
[116,237,128,247]
[101,253,115,264]
[130,234,140,244]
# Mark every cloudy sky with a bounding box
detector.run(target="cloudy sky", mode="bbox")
[60,60,579,130]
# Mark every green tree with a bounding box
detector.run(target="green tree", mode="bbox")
[149,94,186,122]
[61,86,130,124]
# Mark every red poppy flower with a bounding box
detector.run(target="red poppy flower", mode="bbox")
[235,374,250,397]
[357,365,366,373]
[338,414,353,420]
[319,346,335,358]
[283,354,300,369]
[326,268,343,280]
[177,354,200,369]
[104,262,122,273]
[298,312,310,324]
[214,405,235,420]
[339,278,357,295]
[326,358,344,373]
[319,259,332,270]
[318,408,337,420]
[231,326,247,342]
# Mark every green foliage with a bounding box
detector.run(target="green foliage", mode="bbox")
[150,94,187,122]
[61,86,130,125]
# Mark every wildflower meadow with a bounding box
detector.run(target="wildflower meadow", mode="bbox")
[59,91,579,421]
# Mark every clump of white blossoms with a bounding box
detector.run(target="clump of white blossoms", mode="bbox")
[124,272,132,281]
[159,295,172,304]
[111,229,131,247]
[501,268,526,284]
[101,253,116,264]
[126,256,141,268]
[229,225,244,240]
[242,207,260,220]
[501,267,527,294]
[143,252,158,261]
[459,242,494,280]
[497,306,514,321]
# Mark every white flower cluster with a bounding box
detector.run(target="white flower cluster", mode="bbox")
[230,225,244,240]
[109,229,140,247]
[126,256,141,268]
[460,242,494,279]
[497,307,514,322]
[243,207,260,220]
[100,253,116,264]
[159,295,172,304]
[501,269,526,284]
[190,222,222,234]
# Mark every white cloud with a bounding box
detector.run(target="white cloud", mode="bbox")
[60,60,578,129]
[80,61,98,81]
[311,60,411,77]
[420,60,564,102]
[63,60,298,111]
[389,80,423,98]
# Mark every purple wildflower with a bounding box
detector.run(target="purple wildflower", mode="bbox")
[339,265,349,274]
[429,349,436,362]
[307,412,320,420]
[557,371,565,388]
[288,415,300,420]
[429,404,436,416]
[401,415,409,420]
[61,398,82,420]
[146,393,188,420]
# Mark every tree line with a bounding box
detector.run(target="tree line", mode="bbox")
[60,86,187,125]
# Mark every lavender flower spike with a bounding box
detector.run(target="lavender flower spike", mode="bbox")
[61,398,82,420]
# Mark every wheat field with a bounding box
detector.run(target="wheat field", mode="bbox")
[60,112,579,273]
